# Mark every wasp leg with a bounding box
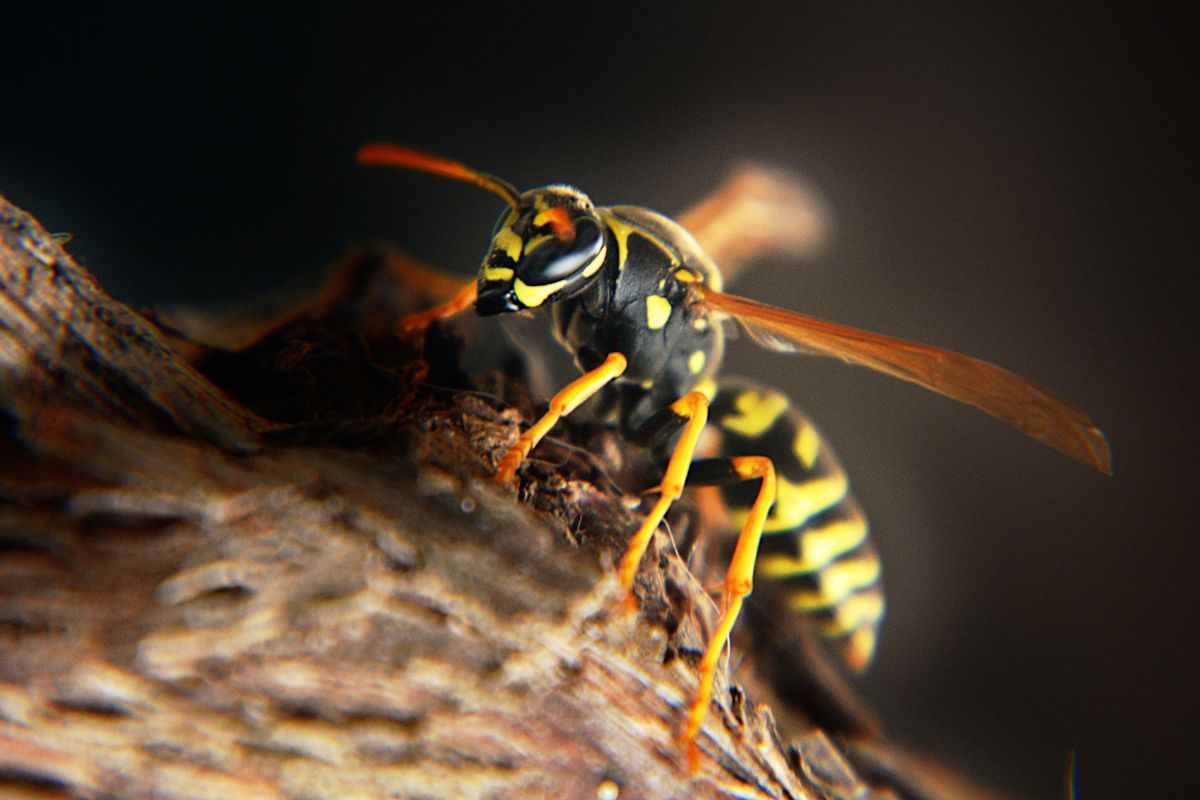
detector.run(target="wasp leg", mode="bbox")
[396,280,478,340]
[616,392,710,599]
[678,455,776,771]
[494,352,627,484]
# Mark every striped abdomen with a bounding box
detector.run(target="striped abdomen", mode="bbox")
[709,378,885,671]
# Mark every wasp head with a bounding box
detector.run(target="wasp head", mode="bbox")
[475,187,608,315]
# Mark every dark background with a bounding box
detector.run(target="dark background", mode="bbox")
[3,5,1193,798]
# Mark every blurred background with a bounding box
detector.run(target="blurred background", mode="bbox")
[3,4,1192,797]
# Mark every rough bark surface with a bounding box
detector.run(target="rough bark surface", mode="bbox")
[0,194,997,800]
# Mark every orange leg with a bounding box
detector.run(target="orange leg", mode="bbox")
[494,353,627,484]
[396,280,478,340]
[616,392,710,598]
[679,455,776,771]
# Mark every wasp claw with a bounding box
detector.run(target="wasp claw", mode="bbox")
[685,738,702,774]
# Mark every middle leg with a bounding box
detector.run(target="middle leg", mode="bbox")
[615,391,711,597]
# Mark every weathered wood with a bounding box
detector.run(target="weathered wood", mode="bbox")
[0,193,998,799]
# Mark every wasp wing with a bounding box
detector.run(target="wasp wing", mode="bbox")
[678,163,828,286]
[696,286,1112,475]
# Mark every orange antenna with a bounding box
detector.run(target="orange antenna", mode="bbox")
[357,143,521,210]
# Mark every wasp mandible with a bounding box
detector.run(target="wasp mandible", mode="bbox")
[357,143,1111,769]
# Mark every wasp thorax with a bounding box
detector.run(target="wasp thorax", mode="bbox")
[475,186,608,315]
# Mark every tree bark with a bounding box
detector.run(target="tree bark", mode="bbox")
[0,194,998,799]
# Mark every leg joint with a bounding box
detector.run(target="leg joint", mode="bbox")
[669,390,708,419]
[725,574,753,597]
[731,455,774,482]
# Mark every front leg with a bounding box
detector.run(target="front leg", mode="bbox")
[397,280,478,340]
[494,352,627,484]
[677,455,776,771]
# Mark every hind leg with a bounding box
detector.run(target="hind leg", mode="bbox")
[678,456,777,770]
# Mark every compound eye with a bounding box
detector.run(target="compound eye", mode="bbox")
[521,218,604,284]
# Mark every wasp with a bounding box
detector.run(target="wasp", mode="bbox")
[357,143,1111,768]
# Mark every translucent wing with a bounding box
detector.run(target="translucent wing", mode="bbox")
[696,286,1112,474]
[678,162,828,286]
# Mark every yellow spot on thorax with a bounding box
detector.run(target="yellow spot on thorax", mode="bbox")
[483,266,514,282]
[720,390,789,437]
[674,268,698,282]
[794,424,820,468]
[688,350,706,374]
[645,295,671,329]
[692,317,709,331]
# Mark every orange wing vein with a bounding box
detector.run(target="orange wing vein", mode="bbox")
[696,286,1112,474]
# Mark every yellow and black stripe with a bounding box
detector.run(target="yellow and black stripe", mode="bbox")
[707,378,884,672]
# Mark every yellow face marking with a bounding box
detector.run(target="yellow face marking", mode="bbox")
[693,376,717,402]
[755,512,868,576]
[523,234,554,256]
[794,424,820,469]
[482,266,514,282]
[599,209,680,271]
[580,244,608,278]
[493,227,522,262]
[730,470,848,534]
[720,389,789,438]
[513,277,567,307]
[675,268,698,283]
[786,552,881,610]
[688,350,706,375]
[692,317,709,332]
[645,295,671,330]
